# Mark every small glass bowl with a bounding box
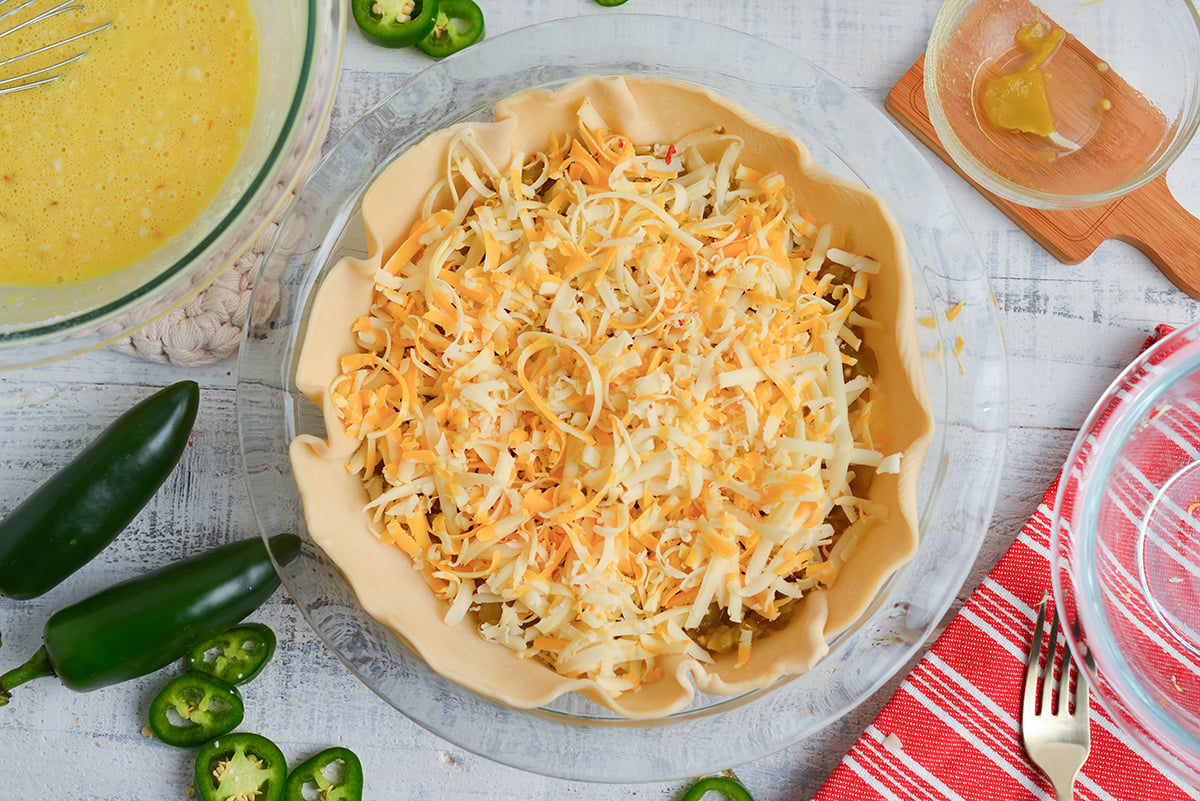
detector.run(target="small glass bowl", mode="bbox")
[1052,322,1200,788]
[925,0,1200,209]
[238,14,1008,782]
[0,0,345,368]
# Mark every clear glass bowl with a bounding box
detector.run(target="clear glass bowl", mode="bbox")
[1052,322,1200,788]
[925,0,1200,209]
[237,14,1008,782]
[0,0,345,369]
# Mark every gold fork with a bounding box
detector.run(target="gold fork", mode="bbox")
[1022,593,1091,801]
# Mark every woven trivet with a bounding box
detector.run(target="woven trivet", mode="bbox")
[108,222,282,367]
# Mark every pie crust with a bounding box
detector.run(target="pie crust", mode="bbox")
[289,75,933,719]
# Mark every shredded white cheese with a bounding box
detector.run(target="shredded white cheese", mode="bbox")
[329,103,899,695]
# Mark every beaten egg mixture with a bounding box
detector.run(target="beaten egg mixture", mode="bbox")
[0,0,258,287]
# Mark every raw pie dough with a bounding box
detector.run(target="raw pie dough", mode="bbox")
[290,75,933,719]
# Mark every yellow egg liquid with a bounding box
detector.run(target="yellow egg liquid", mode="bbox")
[0,0,258,287]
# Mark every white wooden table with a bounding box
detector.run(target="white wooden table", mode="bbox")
[3,2,1198,799]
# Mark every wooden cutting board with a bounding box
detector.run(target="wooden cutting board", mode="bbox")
[886,55,1200,299]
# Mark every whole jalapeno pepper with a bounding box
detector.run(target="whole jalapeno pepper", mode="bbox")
[195,733,287,801]
[0,380,199,599]
[283,746,364,801]
[679,776,756,801]
[148,672,244,748]
[0,533,300,704]
[187,622,277,686]
[415,0,484,58]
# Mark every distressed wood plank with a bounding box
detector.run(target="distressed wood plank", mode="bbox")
[2,2,1200,799]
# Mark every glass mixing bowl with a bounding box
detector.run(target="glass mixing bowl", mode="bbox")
[924,0,1200,209]
[237,14,1008,782]
[1052,322,1200,788]
[0,0,345,369]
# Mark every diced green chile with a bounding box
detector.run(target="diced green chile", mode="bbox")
[0,533,300,704]
[679,776,756,801]
[195,733,287,801]
[284,747,364,801]
[0,380,199,599]
[687,599,796,655]
[149,672,244,748]
[415,0,484,58]
[351,0,438,47]
[188,622,277,686]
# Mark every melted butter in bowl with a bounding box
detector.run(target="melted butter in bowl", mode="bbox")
[925,0,1200,208]
[975,20,1108,161]
[0,0,258,287]
[940,0,1168,196]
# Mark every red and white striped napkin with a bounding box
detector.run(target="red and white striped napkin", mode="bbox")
[813,325,1200,801]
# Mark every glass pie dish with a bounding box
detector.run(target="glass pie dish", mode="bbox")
[1052,322,1200,787]
[237,14,1008,782]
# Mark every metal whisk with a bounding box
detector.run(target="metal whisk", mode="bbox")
[0,0,110,96]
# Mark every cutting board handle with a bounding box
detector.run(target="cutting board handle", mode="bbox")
[1113,176,1200,299]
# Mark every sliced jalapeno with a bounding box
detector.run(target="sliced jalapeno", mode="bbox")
[284,746,364,801]
[195,733,287,801]
[148,672,244,748]
[415,0,484,58]
[187,622,277,686]
[351,0,439,48]
[679,776,756,801]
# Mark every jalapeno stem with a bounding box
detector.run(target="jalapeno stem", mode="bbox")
[0,645,55,705]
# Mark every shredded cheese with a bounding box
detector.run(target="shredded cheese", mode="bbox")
[328,103,899,694]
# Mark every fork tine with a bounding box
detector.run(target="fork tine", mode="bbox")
[1024,593,1048,718]
[1043,603,1062,714]
[1053,615,1077,718]
[1071,645,1090,721]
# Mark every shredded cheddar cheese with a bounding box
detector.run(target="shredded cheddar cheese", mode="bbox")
[328,101,899,695]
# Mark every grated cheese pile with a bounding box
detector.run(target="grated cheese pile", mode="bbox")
[329,101,900,696]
